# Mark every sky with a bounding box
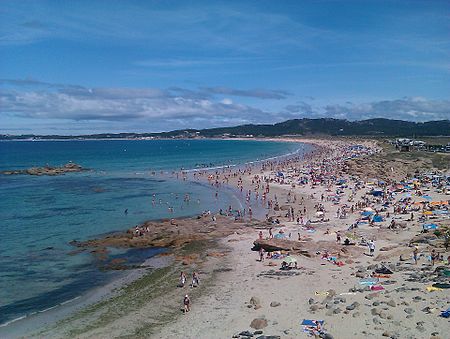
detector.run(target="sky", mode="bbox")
[0,0,449,135]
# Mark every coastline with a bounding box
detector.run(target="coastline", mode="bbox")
[0,139,312,337]
[4,136,449,338]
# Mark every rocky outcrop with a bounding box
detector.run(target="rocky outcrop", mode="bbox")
[252,239,310,256]
[1,162,86,176]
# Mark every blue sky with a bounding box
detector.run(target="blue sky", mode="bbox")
[1,0,449,134]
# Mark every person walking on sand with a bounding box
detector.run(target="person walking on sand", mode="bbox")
[368,240,375,257]
[431,249,438,266]
[259,248,265,262]
[191,271,199,287]
[179,271,187,287]
[413,248,419,265]
[183,294,191,313]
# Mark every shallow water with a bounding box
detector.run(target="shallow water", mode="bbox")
[0,139,309,326]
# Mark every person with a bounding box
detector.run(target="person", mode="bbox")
[124,208,128,215]
[259,231,263,240]
[413,248,418,265]
[336,231,341,243]
[183,294,191,313]
[368,240,375,256]
[259,248,265,262]
[179,271,186,287]
[269,228,273,239]
[192,271,200,287]
[431,249,438,266]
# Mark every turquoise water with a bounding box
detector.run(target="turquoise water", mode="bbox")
[0,139,307,326]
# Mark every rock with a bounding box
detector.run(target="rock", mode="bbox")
[382,331,399,338]
[387,299,396,307]
[254,304,262,310]
[250,318,268,330]
[373,317,382,325]
[256,336,281,339]
[270,301,281,307]
[328,289,337,297]
[352,312,360,318]
[250,297,261,306]
[356,271,366,278]
[308,298,315,305]
[333,307,342,314]
[2,163,86,176]
[322,334,334,339]
[346,302,360,311]
[404,308,415,314]
[253,330,263,335]
[372,301,380,306]
[252,239,309,255]
[379,310,389,319]
[310,305,319,312]
[371,308,380,316]
[413,296,422,302]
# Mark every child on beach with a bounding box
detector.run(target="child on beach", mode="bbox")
[368,240,375,256]
[183,294,190,313]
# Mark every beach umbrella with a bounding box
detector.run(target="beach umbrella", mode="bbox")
[363,207,374,212]
[423,211,433,215]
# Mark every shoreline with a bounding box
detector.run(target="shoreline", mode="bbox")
[0,139,312,337]
[5,136,449,338]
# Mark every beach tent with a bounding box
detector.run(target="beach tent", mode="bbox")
[423,223,439,230]
[371,190,384,197]
[372,215,383,222]
[361,211,374,217]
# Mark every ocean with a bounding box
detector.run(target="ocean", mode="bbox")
[0,139,309,327]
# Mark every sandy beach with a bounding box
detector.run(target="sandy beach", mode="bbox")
[14,137,450,339]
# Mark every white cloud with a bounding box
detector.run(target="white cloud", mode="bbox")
[1,79,448,134]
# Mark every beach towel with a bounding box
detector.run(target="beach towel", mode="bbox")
[426,286,443,292]
[370,285,385,291]
[301,319,324,326]
[372,274,391,278]
[440,307,450,318]
[359,277,379,285]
